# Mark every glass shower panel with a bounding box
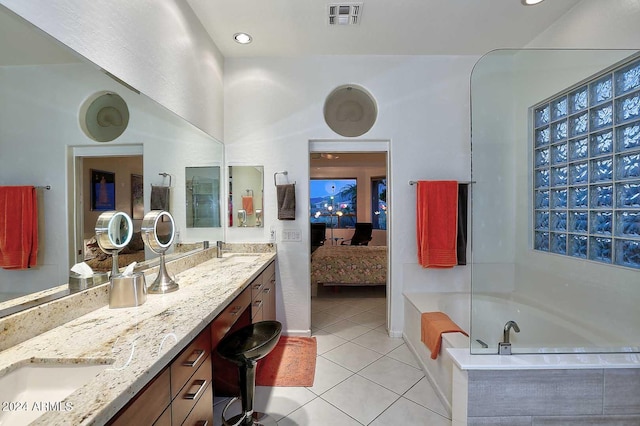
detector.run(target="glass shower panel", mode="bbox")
[471,49,640,355]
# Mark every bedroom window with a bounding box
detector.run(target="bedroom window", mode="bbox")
[371,177,387,230]
[310,178,357,229]
[532,56,640,269]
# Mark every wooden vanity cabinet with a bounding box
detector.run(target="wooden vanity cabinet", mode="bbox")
[171,329,212,425]
[262,262,276,322]
[110,259,277,422]
[212,260,277,396]
[250,261,276,323]
[109,326,213,426]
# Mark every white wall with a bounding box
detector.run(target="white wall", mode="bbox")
[225,56,477,336]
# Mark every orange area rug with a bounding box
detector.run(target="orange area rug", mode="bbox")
[256,336,317,387]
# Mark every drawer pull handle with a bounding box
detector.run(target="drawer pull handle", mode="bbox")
[184,379,207,400]
[230,306,242,316]
[182,349,206,367]
[270,279,275,284]
[195,421,208,426]
[263,288,271,294]
[253,283,262,290]
[253,300,263,309]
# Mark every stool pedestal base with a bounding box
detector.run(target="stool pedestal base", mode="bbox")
[221,397,277,426]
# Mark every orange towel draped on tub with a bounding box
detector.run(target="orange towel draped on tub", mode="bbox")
[0,186,38,269]
[416,180,458,268]
[421,312,468,359]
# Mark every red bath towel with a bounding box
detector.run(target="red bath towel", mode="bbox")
[242,195,254,215]
[421,312,468,359]
[416,181,458,268]
[0,186,38,269]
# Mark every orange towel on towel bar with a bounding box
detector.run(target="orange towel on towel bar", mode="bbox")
[421,312,468,359]
[416,180,458,268]
[0,186,38,269]
[242,195,254,215]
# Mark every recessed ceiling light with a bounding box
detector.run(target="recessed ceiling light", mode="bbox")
[521,0,544,5]
[233,32,252,44]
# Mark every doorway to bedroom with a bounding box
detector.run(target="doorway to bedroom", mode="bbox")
[309,142,390,337]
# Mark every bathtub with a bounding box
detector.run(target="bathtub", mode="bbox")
[403,291,640,416]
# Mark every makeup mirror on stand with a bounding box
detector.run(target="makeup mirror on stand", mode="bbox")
[95,211,134,277]
[141,210,178,294]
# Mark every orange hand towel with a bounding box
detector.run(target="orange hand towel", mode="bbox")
[0,186,38,269]
[242,195,254,215]
[416,181,458,268]
[421,312,468,359]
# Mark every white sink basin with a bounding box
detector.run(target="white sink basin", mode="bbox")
[0,362,109,425]
[221,253,261,263]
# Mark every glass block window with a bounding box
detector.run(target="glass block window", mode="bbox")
[533,56,640,269]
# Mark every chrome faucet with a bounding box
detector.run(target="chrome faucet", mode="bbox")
[216,241,224,258]
[498,320,520,355]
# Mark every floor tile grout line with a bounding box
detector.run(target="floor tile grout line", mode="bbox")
[399,378,453,420]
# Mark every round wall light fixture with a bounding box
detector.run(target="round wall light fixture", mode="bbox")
[323,84,378,137]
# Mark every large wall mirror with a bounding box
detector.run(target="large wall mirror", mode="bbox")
[0,5,223,314]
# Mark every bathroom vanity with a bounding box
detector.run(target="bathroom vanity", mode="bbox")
[0,248,276,426]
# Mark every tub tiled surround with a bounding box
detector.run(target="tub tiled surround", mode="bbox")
[466,369,640,424]
[0,244,275,425]
[449,352,640,426]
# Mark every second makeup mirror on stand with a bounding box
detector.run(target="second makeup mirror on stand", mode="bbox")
[142,210,178,293]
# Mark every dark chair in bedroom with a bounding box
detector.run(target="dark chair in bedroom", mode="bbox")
[311,223,327,253]
[341,222,373,246]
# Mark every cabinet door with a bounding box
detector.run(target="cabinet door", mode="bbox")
[109,368,171,426]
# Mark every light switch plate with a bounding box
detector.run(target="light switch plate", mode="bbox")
[281,228,302,242]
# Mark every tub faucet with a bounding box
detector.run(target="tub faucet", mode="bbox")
[498,320,520,355]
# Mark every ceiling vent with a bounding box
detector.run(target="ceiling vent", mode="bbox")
[328,3,363,25]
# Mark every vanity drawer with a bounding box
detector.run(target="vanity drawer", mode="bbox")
[172,355,212,426]
[211,287,251,348]
[171,326,211,400]
[251,298,264,322]
[250,277,265,301]
[181,381,214,426]
[109,367,171,426]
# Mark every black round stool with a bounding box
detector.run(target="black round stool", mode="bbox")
[217,320,282,426]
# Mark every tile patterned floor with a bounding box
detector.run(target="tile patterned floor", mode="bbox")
[214,287,452,425]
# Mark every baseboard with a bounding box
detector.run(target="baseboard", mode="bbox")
[284,329,312,337]
[403,332,453,417]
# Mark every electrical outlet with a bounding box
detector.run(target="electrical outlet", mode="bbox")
[269,226,276,242]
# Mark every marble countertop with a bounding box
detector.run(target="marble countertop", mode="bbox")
[0,251,276,426]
